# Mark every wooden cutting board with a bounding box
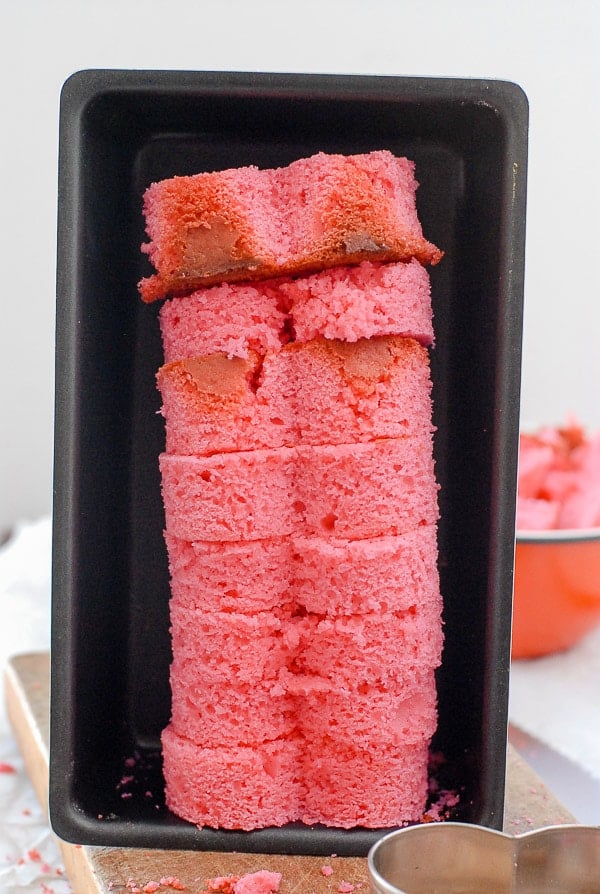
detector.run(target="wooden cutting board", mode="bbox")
[5,652,576,894]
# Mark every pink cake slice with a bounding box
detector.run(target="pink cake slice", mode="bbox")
[139,151,442,302]
[288,610,443,688]
[158,260,433,362]
[169,607,293,683]
[159,435,438,542]
[282,259,434,345]
[292,526,441,616]
[168,664,294,747]
[159,280,288,362]
[157,336,434,455]
[294,437,439,539]
[164,534,295,614]
[161,726,305,830]
[156,352,266,456]
[165,526,440,617]
[300,739,430,829]
[289,671,438,748]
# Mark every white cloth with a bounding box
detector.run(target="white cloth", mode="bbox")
[509,623,600,783]
[0,517,70,892]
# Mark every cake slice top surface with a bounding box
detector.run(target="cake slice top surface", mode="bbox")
[139,151,442,302]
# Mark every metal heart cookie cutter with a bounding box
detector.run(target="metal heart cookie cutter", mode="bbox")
[368,822,600,893]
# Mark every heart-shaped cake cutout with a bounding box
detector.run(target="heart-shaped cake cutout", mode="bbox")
[368,822,600,893]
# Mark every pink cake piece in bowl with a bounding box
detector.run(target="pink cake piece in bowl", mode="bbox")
[289,670,438,749]
[300,739,430,829]
[283,259,434,346]
[157,336,434,456]
[292,526,440,616]
[139,151,442,302]
[159,281,288,362]
[289,610,443,688]
[161,726,305,830]
[159,435,438,542]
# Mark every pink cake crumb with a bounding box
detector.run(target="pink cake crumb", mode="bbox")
[321,866,334,877]
[165,526,440,618]
[160,727,305,830]
[160,282,288,362]
[203,872,281,894]
[301,739,430,828]
[282,259,433,345]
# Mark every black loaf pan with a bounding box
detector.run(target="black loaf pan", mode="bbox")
[50,69,528,855]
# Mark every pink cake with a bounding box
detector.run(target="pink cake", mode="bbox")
[159,435,439,542]
[159,280,289,361]
[292,527,441,616]
[160,726,305,830]
[164,534,294,614]
[157,336,434,455]
[141,149,444,833]
[281,259,434,345]
[139,151,442,302]
[300,740,431,829]
[159,259,433,363]
[289,671,439,749]
[169,607,293,683]
[168,664,294,747]
[164,526,440,617]
[288,611,443,689]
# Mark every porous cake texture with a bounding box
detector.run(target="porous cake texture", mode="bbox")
[159,435,439,542]
[157,336,434,456]
[300,740,431,830]
[159,259,434,362]
[141,150,444,832]
[139,152,442,302]
[164,525,440,617]
[161,726,305,830]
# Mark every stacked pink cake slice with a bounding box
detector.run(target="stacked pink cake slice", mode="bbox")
[140,151,444,830]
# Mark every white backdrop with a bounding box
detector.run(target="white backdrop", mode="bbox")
[2,0,599,534]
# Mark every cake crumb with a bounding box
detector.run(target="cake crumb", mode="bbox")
[159,878,186,891]
[203,871,281,894]
[338,883,354,893]
[0,762,16,774]
[321,866,334,877]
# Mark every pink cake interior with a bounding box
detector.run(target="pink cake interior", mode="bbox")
[157,336,434,456]
[300,740,431,829]
[282,259,434,345]
[160,436,439,542]
[165,526,440,617]
[161,726,306,830]
[159,260,433,363]
[160,281,288,362]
